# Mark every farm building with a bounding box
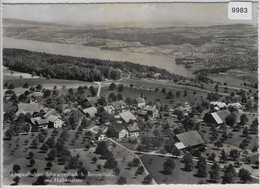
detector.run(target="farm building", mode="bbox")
[82,106,97,117]
[36,119,49,128]
[228,102,242,109]
[119,111,136,123]
[103,105,115,114]
[112,100,128,112]
[143,105,159,118]
[203,109,231,126]
[210,102,227,110]
[47,115,63,128]
[135,97,146,108]
[95,128,108,142]
[16,102,44,116]
[85,97,100,107]
[126,124,140,138]
[175,131,205,150]
[43,109,57,119]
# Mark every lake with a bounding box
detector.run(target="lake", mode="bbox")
[3,37,194,78]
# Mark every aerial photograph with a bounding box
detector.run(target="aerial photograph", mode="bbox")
[1,2,259,185]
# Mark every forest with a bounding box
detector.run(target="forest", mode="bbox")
[3,48,181,82]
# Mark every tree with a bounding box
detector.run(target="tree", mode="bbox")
[40,143,49,152]
[30,168,37,175]
[229,149,240,161]
[36,84,42,91]
[136,166,144,175]
[143,175,152,184]
[5,129,14,140]
[30,159,35,166]
[13,176,20,185]
[210,161,220,182]
[238,168,252,183]
[163,158,175,174]
[225,114,237,127]
[109,83,117,90]
[222,164,237,184]
[117,84,124,92]
[92,157,97,163]
[214,141,223,149]
[103,156,118,169]
[220,149,227,163]
[196,156,207,178]
[47,148,57,160]
[242,127,249,137]
[12,164,21,173]
[47,161,53,169]
[23,124,30,134]
[117,176,127,185]
[166,90,174,99]
[28,151,34,159]
[8,83,15,89]
[183,153,194,171]
[22,82,29,88]
[240,114,249,125]
[114,167,121,175]
[77,166,88,179]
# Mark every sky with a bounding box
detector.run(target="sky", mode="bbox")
[3,3,258,27]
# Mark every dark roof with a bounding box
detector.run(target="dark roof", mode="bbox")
[37,119,49,125]
[43,109,56,119]
[119,111,136,123]
[136,97,145,103]
[176,131,205,148]
[86,97,100,107]
[126,125,140,132]
[112,100,128,110]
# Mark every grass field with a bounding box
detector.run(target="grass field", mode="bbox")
[140,154,259,184]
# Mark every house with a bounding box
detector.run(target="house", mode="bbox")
[119,111,136,123]
[175,131,205,150]
[135,98,146,108]
[175,101,191,114]
[30,117,41,125]
[95,128,108,142]
[82,106,97,118]
[143,105,159,118]
[36,119,49,128]
[47,115,63,128]
[119,129,129,140]
[126,124,140,138]
[43,109,57,119]
[203,109,231,126]
[16,102,44,116]
[85,97,100,107]
[210,102,227,110]
[112,100,128,112]
[137,110,148,118]
[103,105,115,114]
[228,102,242,109]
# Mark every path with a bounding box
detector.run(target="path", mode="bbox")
[94,82,102,97]
[108,138,158,185]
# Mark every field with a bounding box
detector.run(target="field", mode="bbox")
[140,154,259,184]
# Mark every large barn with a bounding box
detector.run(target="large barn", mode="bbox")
[203,109,231,126]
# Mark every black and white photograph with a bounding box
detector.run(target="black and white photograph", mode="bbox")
[1,0,259,186]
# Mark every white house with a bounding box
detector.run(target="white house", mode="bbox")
[47,115,63,128]
[144,105,159,118]
[119,129,129,140]
[135,98,146,108]
[95,129,108,142]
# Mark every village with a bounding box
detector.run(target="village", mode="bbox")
[2,71,259,185]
